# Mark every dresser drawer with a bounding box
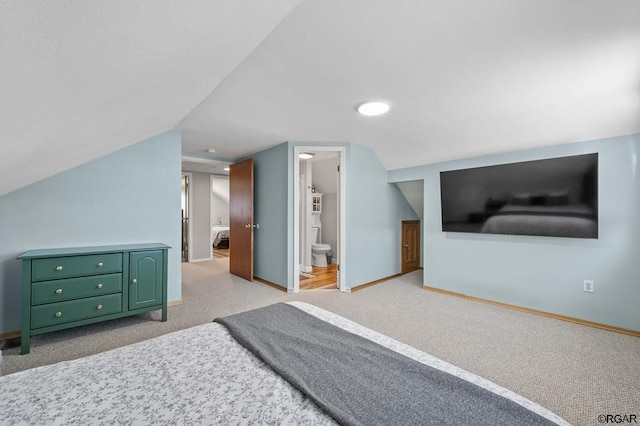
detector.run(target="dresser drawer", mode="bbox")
[31,273,122,305]
[32,253,123,281]
[31,294,122,329]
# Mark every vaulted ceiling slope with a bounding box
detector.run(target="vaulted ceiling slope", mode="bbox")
[180,0,640,167]
[0,0,301,196]
[2,1,640,196]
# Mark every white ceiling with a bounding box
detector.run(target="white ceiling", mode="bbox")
[181,159,230,176]
[0,0,300,195]
[2,1,640,196]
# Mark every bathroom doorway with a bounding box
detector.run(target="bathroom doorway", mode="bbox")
[293,147,346,292]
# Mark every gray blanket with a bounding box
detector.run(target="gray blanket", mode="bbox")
[215,303,557,426]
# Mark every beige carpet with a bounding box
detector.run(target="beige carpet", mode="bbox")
[2,256,639,425]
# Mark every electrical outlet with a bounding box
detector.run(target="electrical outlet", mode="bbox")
[583,279,594,293]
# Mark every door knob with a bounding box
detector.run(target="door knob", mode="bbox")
[131,278,137,284]
[403,244,409,248]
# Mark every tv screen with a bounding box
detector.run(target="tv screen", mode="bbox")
[440,153,598,238]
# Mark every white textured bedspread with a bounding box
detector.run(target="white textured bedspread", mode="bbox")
[0,307,333,425]
[0,302,569,425]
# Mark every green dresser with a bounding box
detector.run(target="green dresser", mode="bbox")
[19,243,170,354]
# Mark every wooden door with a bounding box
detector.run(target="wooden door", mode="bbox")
[229,158,254,281]
[401,220,420,274]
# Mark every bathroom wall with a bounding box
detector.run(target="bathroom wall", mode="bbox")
[321,194,338,263]
[312,157,338,262]
[299,160,313,270]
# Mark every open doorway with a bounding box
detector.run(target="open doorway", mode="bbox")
[210,175,230,260]
[181,155,232,264]
[293,147,346,292]
[181,172,192,262]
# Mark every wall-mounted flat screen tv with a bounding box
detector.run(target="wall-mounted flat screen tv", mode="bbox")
[440,153,598,238]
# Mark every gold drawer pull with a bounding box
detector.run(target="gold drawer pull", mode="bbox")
[96,283,103,289]
[97,262,104,268]
[131,278,137,284]
[55,311,62,317]
[56,266,63,271]
[55,289,63,295]
[96,304,103,310]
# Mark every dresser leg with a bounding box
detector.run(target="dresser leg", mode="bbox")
[21,334,30,355]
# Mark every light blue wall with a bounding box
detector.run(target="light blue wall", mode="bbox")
[253,142,291,288]
[0,129,182,334]
[251,141,418,290]
[346,143,419,288]
[389,133,640,331]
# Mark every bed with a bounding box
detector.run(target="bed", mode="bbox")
[481,203,597,238]
[0,302,568,425]
[211,225,230,248]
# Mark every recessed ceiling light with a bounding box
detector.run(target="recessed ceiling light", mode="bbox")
[205,148,216,154]
[223,167,230,171]
[356,101,390,116]
[299,152,315,160]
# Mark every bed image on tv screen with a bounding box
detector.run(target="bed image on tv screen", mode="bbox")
[440,153,598,239]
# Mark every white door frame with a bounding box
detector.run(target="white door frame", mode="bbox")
[293,146,347,292]
[181,172,193,263]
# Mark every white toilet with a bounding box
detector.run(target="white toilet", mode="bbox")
[310,226,331,267]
